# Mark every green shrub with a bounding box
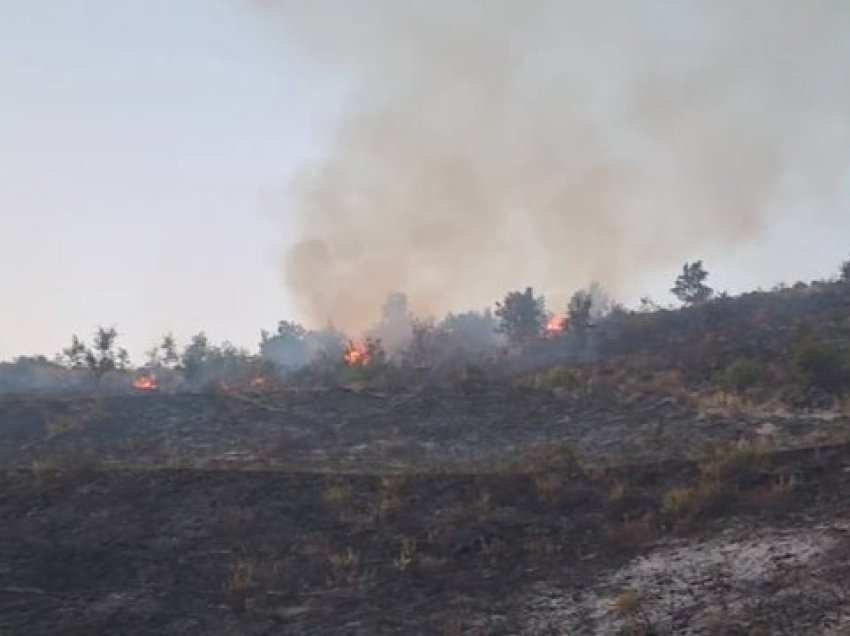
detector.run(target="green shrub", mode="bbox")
[720,358,763,392]
[699,443,761,486]
[662,481,725,521]
[793,341,850,393]
[663,442,763,524]
[532,366,581,390]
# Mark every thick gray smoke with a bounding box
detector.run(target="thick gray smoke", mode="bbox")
[258,0,850,332]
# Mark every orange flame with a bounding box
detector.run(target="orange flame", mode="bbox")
[545,314,567,337]
[343,341,370,366]
[133,373,159,391]
[250,376,267,389]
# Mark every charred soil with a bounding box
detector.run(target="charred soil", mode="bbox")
[3,283,850,633]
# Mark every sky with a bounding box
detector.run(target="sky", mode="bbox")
[0,0,340,361]
[1,1,849,362]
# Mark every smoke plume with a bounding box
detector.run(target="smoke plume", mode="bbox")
[258,0,850,332]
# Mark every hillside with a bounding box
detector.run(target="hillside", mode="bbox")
[2,283,850,634]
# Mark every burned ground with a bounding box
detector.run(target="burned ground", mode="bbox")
[1,444,850,634]
[2,284,850,634]
[5,381,850,472]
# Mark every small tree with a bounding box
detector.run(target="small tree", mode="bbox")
[116,348,131,371]
[145,345,161,369]
[160,334,179,368]
[85,326,122,380]
[794,341,850,393]
[567,290,593,332]
[364,337,387,368]
[841,258,850,282]
[495,287,545,346]
[638,296,662,313]
[440,309,501,353]
[403,319,438,368]
[304,325,347,368]
[587,281,612,320]
[62,327,126,380]
[146,333,179,369]
[260,321,308,371]
[369,292,414,352]
[62,335,89,369]
[381,292,410,324]
[181,332,213,381]
[671,260,714,305]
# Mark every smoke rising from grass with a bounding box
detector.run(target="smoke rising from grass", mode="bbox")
[258,0,850,332]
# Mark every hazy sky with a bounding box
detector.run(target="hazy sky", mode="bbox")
[2,1,849,362]
[1,0,339,361]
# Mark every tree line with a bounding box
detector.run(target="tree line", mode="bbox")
[3,256,848,391]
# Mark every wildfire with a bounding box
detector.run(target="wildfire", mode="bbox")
[133,373,159,391]
[343,341,370,366]
[545,313,567,337]
[250,376,267,389]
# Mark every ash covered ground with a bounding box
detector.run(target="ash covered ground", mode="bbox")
[2,283,850,634]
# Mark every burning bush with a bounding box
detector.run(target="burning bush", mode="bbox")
[132,373,159,392]
[341,338,389,383]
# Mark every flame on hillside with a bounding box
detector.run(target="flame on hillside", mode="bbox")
[133,374,159,391]
[343,341,370,366]
[545,314,567,338]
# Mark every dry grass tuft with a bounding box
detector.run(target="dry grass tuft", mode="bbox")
[416,554,448,574]
[608,480,627,502]
[323,483,352,508]
[393,538,417,572]
[662,481,725,522]
[607,517,656,550]
[613,589,643,617]
[534,472,562,505]
[663,440,769,525]
[525,536,558,566]
[365,473,409,522]
[226,558,254,613]
[699,441,762,484]
[326,547,369,587]
[744,472,795,508]
[432,609,466,636]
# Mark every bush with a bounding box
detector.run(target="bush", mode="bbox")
[663,442,762,524]
[531,366,582,390]
[342,337,390,384]
[720,358,763,392]
[793,341,850,393]
[662,481,725,521]
[699,443,762,486]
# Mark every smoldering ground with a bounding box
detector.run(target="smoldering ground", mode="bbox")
[253,0,850,332]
